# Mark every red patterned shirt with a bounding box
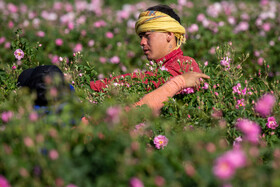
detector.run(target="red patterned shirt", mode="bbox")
[90,48,201,92]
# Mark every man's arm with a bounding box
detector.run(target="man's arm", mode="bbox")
[134,72,210,115]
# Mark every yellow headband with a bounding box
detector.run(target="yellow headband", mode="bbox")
[135,10,186,49]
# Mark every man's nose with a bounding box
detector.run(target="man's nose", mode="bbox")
[140,37,147,46]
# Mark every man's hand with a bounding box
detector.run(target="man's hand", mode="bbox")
[181,72,210,88]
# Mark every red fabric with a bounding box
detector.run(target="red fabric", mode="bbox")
[90,48,201,92]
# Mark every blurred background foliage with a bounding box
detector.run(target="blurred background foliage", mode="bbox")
[0,0,280,186]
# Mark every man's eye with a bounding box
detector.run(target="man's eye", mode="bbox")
[139,33,150,39]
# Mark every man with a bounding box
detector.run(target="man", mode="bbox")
[90,4,200,92]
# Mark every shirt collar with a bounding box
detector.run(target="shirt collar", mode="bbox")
[155,48,183,65]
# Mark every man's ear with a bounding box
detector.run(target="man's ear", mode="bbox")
[167,32,174,42]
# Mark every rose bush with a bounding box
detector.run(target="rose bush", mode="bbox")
[0,0,280,186]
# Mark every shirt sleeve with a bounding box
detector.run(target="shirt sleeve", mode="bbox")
[133,75,186,115]
[90,71,167,92]
[90,73,133,92]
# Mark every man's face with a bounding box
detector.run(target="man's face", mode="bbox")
[139,31,169,61]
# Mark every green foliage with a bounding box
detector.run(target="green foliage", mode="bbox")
[0,0,280,186]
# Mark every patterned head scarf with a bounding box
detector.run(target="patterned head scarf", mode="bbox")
[135,10,186,49]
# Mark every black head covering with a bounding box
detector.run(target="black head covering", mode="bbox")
[17,68,35,87]
[17,65,66,106]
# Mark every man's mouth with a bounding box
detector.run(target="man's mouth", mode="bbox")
[143,49,149,54]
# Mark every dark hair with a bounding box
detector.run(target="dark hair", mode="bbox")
[17,65,67,106]
[146,4,181,24]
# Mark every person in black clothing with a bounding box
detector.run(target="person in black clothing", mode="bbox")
[17,65,72,107]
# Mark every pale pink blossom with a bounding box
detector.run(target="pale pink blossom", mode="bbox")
[209,47,216,54]
[257,57,264,65]
[68,22,74,30]
[213,155,235,180]
[184,162,196,176]
[234,21,249,33]
[269,40,275,46]
[106,106,121,124]
[153,135,168,149]
[241,13,250,21]
[98,74,104,79]
[117,10,130,21]
[181,87,194,94]
[0,37,5,45]
[7,3,18,13]
[178,0,187,6]
[99,57,107,64]
[213,149,246,180]
[266,117,278,129]
[121,65,127,72]
[255,94,276,117]
[0,175,10,187]
[55,38,63,46]
[50,87,58,97]
[236,119,261,144]
[224,149,246,168]
[260,0,269,6]
[93,20,107,28]
[53,2,63,10]
[24,137,34,147]
[29,112,38,122]
[132,123,146,136]
[78,16,87,25]
[202,82,209,90]
[262,23,271,32]
[105,32,114,38]
[227,16,236,25]
[110,56,120,64]
[241,88,247,95]
[37,31,45,37]
[232,83,241,94]
[155,176,165,186]
[51,55,59,64]
[74,43,83,52]
[197,13,205,22]
[58,57,63,62]
[206,143,216,153]
[236,99,245,109]
[8,21,13,29]
[88,40,95,47]
[130,177,144,187]
[233,136,243,149]
[75,0,87,11]
[220,57,231,69]
[207,3,222,18]
[14,49,24,60]
[188,24,199,33]
[1,111,13,123]
[65,3,73,11]
[159,66,168,71]
[49,149,59,160]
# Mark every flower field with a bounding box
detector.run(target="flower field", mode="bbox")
[0,0,280,186]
